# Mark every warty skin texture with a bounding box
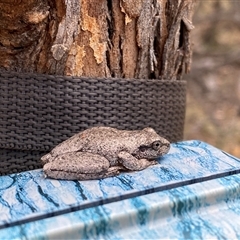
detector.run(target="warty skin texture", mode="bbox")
[41,127,170,180]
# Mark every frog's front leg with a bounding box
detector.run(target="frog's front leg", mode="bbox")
[118,151,158,171]
[43,152,121,180]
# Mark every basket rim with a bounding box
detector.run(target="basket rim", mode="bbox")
[0,70,187,84]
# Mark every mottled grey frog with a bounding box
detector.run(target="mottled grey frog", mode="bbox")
[41,127,170,180]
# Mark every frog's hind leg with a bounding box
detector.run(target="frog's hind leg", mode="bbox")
[43,151,113,180]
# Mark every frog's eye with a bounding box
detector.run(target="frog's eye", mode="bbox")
[152,141,162,150]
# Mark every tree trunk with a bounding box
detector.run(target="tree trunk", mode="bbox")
[0,0,195,80]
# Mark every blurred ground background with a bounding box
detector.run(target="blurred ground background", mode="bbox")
[184,1,240,157]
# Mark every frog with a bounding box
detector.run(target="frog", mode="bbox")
[41,126,170,180]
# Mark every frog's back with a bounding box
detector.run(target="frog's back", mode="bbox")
[82,126,143,144]
[81,127,146,155]
[80,126,119,141]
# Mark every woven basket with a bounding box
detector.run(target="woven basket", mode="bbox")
[0,71,186,175]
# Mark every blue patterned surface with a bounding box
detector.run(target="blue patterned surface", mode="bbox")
[1,140,240,239]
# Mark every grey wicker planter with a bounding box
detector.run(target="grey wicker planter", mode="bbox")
[0,71,186,175]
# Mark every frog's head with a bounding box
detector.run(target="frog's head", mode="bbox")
[133,128,170,159]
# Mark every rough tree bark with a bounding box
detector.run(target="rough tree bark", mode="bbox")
[0,0,195,80]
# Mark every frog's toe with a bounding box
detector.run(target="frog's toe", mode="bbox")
[151,160,159,165]
[41,153,53,164]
